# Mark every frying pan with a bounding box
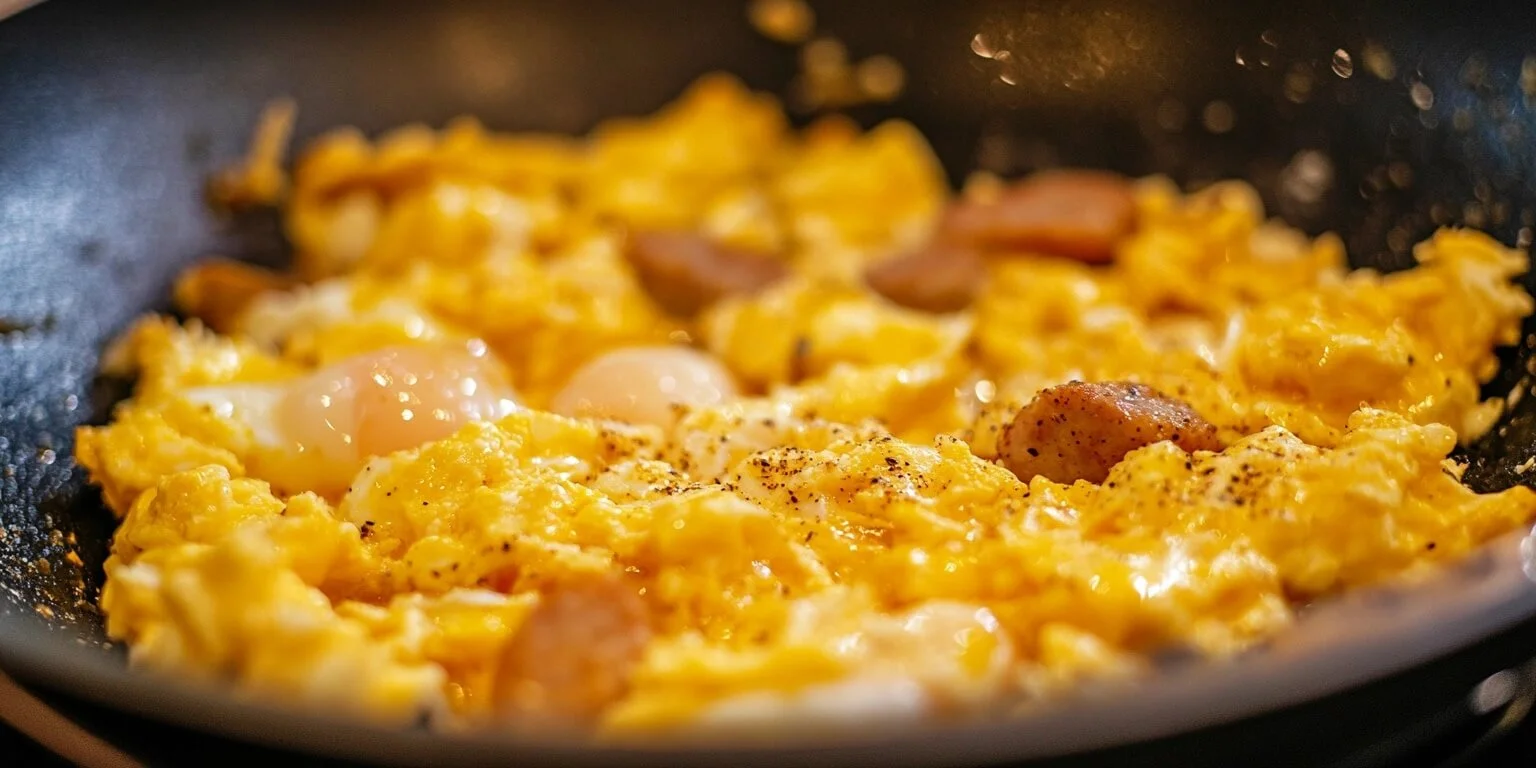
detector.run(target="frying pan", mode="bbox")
[4,0,1536,765]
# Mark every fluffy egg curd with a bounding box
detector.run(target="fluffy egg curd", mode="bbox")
[75,74,1536,737]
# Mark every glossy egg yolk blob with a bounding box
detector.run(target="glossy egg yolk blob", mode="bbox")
[189,344,520,496]
[551,346,739,429]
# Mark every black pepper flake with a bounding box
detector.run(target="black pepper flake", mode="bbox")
[501,542,512,553]
[1426,542,1437,550]
[1026,447,1039,457]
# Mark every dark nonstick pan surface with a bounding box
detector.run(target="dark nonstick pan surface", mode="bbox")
[5,0,1536,765]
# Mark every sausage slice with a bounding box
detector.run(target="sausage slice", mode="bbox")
[998,381,1222,484]
[494,573,652,726]
[939,170,1136,263]
[623,231,789,317]
[864,244,984,313]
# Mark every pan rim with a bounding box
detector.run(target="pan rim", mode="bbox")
[2,525,1534,766]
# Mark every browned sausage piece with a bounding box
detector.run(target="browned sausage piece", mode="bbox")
[998,381,1223,484]
[494,573,652,726]
[939,170,1136,263]
[864,244,985,313]
[623,231,789,317]
[172,259,299,333]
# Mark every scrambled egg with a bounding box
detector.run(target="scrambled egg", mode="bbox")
[77,75,1536,736]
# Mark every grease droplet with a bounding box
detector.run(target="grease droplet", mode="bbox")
[856,55,905,101]
[1156,99,1188,132]
[1331,49,1354,78]
[1284,65,1314,103]
[1363,43,1397,80]
[1410,82,1435,110]
[1201,101,1235,134]
[970,33,996,59]
[747,0,814,44]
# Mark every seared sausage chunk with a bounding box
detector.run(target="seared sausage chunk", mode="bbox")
[864,244,985,313]
[999,381,1222,484]
[494,573,652,726]
[940,170,1136,263]
[623,231,789,317]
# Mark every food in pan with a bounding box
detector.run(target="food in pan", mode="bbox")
[76,74,1536,736]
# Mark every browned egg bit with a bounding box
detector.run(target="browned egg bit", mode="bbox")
[998,380,1224,484]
